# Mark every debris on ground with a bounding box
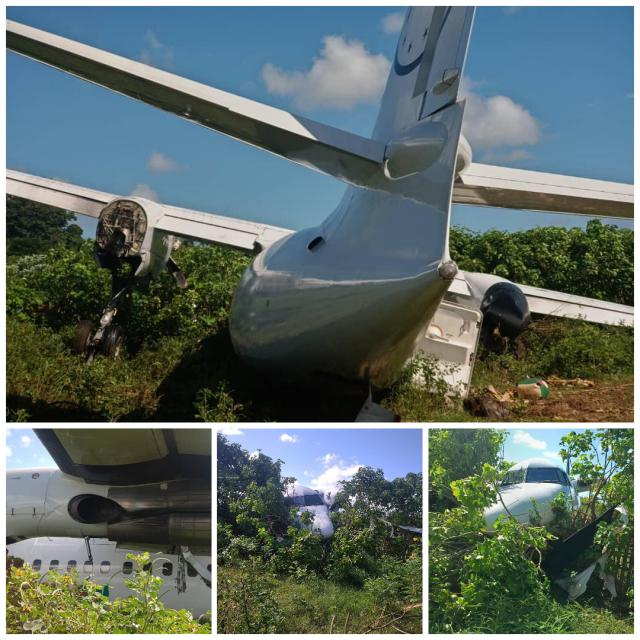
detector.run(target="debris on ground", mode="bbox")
[464,393,512,420]
[517,378,550,400]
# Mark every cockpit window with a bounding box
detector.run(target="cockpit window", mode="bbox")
[284,495,306,507]
[526,468,563,484]
[304,494,324,506]
[500,469,525,486]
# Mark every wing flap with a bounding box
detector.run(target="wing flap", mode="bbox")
[7,20,385,188]
[454,163,633,218]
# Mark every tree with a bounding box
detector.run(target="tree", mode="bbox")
[217,434,294,536]
[333,467,423,527]
[429,429,507,511]
[7,196,84,256]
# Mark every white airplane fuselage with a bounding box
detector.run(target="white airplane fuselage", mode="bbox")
[7,537,211,618]
[230,9,472,387]
[284,485,335,538]
[484,459,580,529]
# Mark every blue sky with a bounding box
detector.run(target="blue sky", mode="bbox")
[502,427,614,467]
[218,427,422,496]
[6,429,55,469]
[7,6,633,239]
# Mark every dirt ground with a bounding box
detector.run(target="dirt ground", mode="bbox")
[521,378,634,422]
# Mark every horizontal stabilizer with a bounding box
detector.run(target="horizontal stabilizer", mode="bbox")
[7,20,385,188]
[6,170,291,251]
[453,163,633,218]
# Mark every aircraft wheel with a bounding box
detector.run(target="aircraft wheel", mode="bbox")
[71,320,94,355]
[101,324,124,358]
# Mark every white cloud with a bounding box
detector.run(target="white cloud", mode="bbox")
[303,469,309,476]
[310,462,363,496]
[218,426,243,436]
[381,12,405,35]
[262,35,390,110]
[20,435,31,448]
[6,428,12,438]
[6,446,12,458]
[129,183,159,202]
[280,433,299,444]
[513,430,547,451]
[147,151,181,173]
[249,450,260,460]
[140,30,174,70]
[543,451,562,460]
[461,77,542,152]
[319,452,337,467]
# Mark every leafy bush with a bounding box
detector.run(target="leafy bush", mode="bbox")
[217,560,284,634]
[6,553,210,634]
[450,220,633,305]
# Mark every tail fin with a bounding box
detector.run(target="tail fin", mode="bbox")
[373,7,474,141]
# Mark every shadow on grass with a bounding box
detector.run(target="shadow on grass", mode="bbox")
[145,328,368,422]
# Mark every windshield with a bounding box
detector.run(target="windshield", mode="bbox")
[526,467,563,484]
[500,469,525,486]
[304,494,325,506]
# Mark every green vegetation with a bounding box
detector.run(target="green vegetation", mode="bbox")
[6,194,633,421]
[429,428,633,634]
[7,196,84,257]
[6,552,211,634]
[217,434,422,634]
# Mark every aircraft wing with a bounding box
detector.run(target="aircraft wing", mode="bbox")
[34,428,211,485]
[517,283,633,326]
[7,20,385,189]
[456,271,633,327]
[7,170,292,251]
[453,163,633,219]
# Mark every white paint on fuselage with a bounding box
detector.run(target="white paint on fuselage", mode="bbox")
[8,537,211,618]
[284,485,334,539]
[484,458,579,529]
[229,8,475,388]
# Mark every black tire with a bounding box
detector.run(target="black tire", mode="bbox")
[101,324,124,358]
[72,320,94,355]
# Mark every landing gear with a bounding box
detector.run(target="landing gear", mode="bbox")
[101,324,124,358]
[72,285,128,360]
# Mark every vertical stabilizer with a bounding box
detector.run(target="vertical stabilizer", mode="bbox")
[374,7,474,142]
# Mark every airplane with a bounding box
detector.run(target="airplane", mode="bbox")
[6,8,634,401]
[483,458,580,529]
[283,483,334,539]
[7,537,212,619]
[6,428,212,618]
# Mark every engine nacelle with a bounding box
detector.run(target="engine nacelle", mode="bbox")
[94,197,176,279]
[480,281,531,340]
[6,469,210,548]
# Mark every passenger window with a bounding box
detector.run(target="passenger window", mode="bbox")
[32,559,41,571]
[187,564,197,578]
[143,563,152,572]
[122,561,133,575]
[49,560,59,570]
[162,562,173,576]
[83,561,93,573]
[100,561,110,574]
[67,560,77,572]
